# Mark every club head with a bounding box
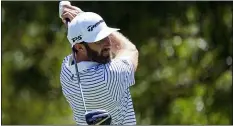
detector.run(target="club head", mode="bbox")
[85,110,112,125]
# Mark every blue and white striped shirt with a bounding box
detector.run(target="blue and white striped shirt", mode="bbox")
[60,54,136,125]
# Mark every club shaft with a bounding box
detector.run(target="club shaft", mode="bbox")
[72,51,88,113]
[65,18,87,113]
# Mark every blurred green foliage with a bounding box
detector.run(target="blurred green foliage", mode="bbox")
[1,1,232,125]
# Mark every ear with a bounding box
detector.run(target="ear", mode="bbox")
[74,43,86,52]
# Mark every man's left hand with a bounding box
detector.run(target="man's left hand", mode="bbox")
[60,4,83,26]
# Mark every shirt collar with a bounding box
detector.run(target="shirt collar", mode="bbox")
[67,56,100,74]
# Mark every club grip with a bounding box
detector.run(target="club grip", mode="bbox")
[65,18,70,24]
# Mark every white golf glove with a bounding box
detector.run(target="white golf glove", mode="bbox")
[59,1,83,24]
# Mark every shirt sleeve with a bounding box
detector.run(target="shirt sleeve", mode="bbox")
[60,55,75,96]
[104,58,135,100]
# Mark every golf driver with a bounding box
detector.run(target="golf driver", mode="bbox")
[59,1,112,125]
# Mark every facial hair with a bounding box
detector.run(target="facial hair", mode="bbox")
[83,43,111,64]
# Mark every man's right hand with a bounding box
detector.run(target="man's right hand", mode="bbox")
[60,4,83,26]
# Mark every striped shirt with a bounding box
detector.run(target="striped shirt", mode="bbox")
[60,54,136,125]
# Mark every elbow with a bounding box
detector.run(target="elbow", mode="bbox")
[134,45,139,59]
[134,47,139,59]
[133,47,139,72]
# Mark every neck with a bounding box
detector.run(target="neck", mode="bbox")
[75,52,90,63]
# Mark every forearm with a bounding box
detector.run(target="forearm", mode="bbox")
[109,32,137,55]
[111,32,136,50]
[109,32,139,71]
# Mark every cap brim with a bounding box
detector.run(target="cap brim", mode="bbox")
[84,27,120,43]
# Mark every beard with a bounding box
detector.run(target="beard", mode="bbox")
[84,44,111,64]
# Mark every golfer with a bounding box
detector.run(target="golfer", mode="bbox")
[60,4,139,125]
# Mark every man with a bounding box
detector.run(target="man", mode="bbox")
[60,4,139,125]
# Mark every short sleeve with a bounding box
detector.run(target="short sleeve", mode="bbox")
[118,58,135,88]
[104,58,135,93]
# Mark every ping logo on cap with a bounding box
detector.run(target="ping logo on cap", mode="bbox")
[71,35,82,43]
[87,20,104,32]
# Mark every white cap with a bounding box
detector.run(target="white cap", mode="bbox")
[67,12,120,47]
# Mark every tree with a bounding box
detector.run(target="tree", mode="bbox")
[2,1,232,124]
